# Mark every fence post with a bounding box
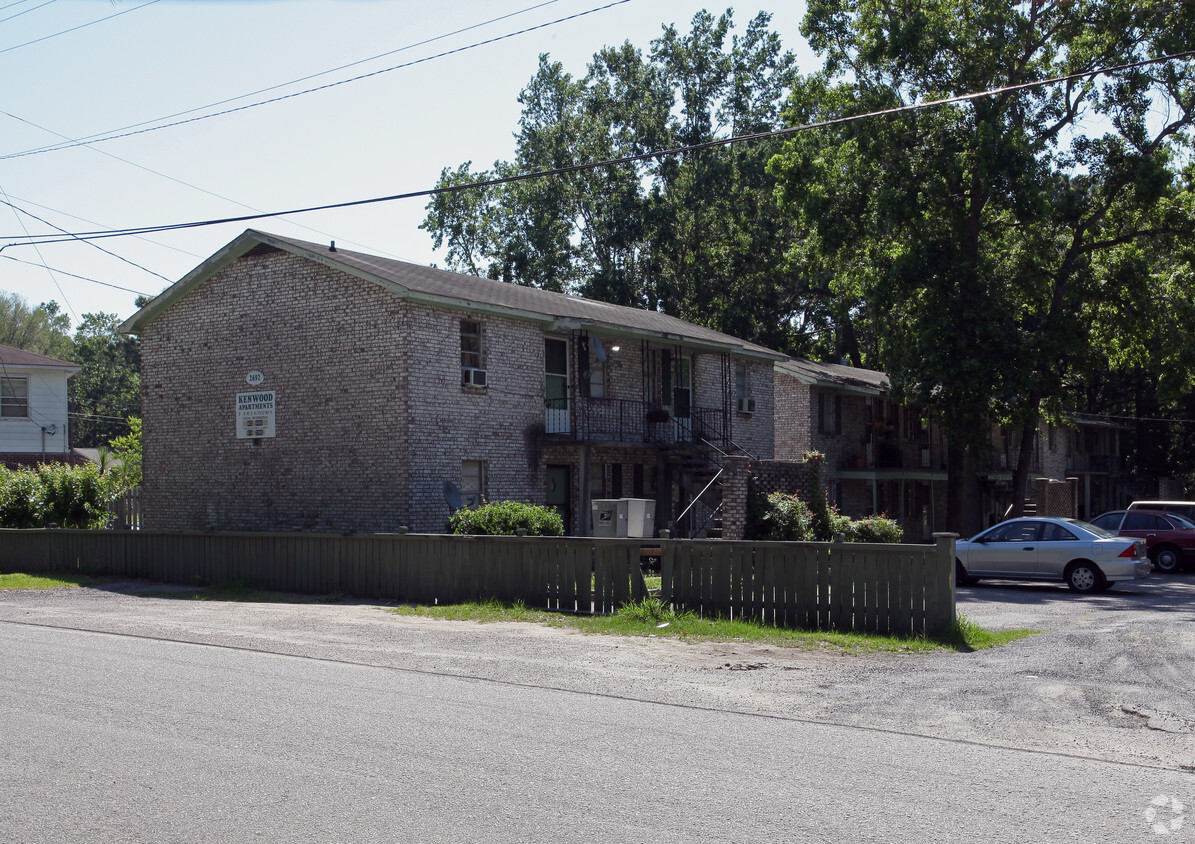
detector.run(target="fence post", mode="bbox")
[929,533,958,636]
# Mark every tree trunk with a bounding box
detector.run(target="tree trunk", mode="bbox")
[945,445,983,537]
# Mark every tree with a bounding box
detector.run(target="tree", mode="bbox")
[769,0,1195,533]
[107,416,142,490]
[0,292,72,358]
[69,313,141,448]
[422,11,831,354]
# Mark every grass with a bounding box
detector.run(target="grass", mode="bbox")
[390,598,1038,654]
[0,572,109,590]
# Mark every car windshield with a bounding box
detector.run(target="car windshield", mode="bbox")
[1067,519,1115,538]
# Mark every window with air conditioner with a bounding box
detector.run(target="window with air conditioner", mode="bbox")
[734,362,753,413]
[460,319,486,388]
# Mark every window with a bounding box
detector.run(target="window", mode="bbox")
[734,362,748,398]
[460,319,483,369]
[461,460,485,509]
[985,521,1040,542]
[1041,523,1077,541]
[1,377,28,418]
[817,392,842,435]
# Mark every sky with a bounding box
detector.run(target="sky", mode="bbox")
[0,0,816,328]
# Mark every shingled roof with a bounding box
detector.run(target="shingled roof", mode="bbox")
[775,357,889,394]
[0,344,80,371]
[121,229,784,361]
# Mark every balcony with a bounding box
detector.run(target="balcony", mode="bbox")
[544,398,729,449]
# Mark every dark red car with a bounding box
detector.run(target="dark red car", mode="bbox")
[1089,509,1195,573]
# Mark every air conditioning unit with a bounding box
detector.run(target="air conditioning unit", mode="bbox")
[461,367,488,387]
[736,396,756,414]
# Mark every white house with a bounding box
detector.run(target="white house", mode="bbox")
[0,344,80,468]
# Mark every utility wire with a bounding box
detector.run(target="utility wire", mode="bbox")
[0,0,54,26]
[0,254,152,296]
[0,185,77,320]
[0,110,414,262]
[0,0,159,56]
[0,197,173,282]
[0,0,633,160]
[3,0,565,159]
[4,48,1192,248]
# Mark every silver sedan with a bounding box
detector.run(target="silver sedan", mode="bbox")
[956,517,1151,593]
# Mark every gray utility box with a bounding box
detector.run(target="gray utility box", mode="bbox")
[591,498,656,538]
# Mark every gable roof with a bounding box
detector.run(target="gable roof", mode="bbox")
[120,229,785,361]
[775,357,889,395]
[0,344,80,373]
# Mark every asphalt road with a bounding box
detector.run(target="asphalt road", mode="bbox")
[0,575,1192,842]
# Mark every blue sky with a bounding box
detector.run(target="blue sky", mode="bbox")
[0,0,815,326]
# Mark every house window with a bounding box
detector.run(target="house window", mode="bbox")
[461,460,485,509]
[735,362,748,398]
[817,392,842,435]
[1,377,28,418]
[460,319,483,369]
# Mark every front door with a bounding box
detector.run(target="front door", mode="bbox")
[545,338,569,434]
[545,464,571,535]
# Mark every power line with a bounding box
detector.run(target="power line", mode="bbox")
[0,0,159,56]
[0,254,152,296]
[2,0,564,160]
[0,197,173,282]
[3,48,1191,249]
[0,0,54,26]
[0,184,77,321]
[0,110,417,263]
[0,0,632,160]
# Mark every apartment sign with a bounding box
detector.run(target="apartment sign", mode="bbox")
[236,391,276,439]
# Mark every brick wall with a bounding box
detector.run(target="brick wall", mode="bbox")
[773,371,810,460]
[720,455,813,540]
[141,251,411,532]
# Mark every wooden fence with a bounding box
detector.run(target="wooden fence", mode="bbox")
[661,535,956,636]
[0,530,957,634]
[0,530,645,614]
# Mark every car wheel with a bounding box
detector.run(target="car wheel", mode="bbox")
[1153,546,1182,574]
[1066,561,1105,594]
[955,559,976,586]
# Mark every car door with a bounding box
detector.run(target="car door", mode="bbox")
[964,520,1042,576]
[1035,521,1082,578]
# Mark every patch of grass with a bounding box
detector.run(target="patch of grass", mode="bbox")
[940,613,1041,652]
[387,600,1038,654]
[0,572,102,590]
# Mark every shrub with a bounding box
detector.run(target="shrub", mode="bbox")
[0,464,117,529]
[804,450,832,540]
[447,500,565,536]
[759,492,814,541]
[844,515,904,543]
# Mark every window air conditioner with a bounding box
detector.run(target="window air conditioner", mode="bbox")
[736,396,756,414]
[462,367,488,387]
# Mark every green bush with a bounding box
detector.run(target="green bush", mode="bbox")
[447,500,565,536]
[759,492,814,541]
[0,463,117,529]
[843,515,904,543]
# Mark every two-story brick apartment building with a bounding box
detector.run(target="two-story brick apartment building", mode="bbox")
[120,230,781,535]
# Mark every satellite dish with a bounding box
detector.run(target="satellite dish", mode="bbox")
[42,424,57,436]
[443,480,463,511]
[592,336,607,363]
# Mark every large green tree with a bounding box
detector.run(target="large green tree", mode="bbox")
[422,11,835,354]
[68,313,140,448]
[0,292,72,359]
[769,0,1195,532]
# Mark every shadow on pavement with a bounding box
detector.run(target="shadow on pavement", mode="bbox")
[956,573,1195,614]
